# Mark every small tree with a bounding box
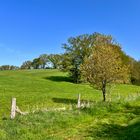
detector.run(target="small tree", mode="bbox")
[81,45,129,101]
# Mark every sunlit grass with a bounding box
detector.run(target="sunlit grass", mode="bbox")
[0,69,140,139]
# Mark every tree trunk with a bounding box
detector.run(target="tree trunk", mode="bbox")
[43,64,45,69]
[102,80,106,102]
[103,90,106,101]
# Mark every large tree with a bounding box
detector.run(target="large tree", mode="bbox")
[61,32,128,83]
[61,34,95,83]
[81,44,129,101]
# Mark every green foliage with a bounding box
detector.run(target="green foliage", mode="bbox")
[39,54,49,69]
[21,61,32,69]
[32,58,44,69]
[47,54,62,69]
[0,65,19,70]
[20,54,63,70]
[62,34,95,83]
[61,32,132,85]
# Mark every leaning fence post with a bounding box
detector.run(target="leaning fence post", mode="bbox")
[11,98,16,119]
[77,94,81,108]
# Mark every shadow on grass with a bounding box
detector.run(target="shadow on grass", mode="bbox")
[123,104,140,115]
[52,98,77,104]
[52,97,95,105]
[85,119,140,140]
[84,104,140,140]
[44,76,73,83]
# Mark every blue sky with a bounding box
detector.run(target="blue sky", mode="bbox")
[0,0,140,66]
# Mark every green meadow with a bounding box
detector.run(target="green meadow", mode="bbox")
[0,69,140,140]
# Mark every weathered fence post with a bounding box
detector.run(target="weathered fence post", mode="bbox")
[77,94,81,108]
[11,98,16,119]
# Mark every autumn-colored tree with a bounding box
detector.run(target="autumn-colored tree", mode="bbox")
[61,33,126,83]
[81,45,129,101]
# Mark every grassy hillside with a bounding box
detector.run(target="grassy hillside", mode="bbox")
[0,69,101,116]
[0,69,140,140]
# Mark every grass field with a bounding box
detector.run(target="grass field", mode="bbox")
[0,69,140,140]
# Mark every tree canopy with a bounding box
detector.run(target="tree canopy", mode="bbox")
[61,34,97,83]
[81,43,129,101]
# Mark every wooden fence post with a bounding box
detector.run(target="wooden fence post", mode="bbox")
[77,94,81,108]
[11,98,16,119]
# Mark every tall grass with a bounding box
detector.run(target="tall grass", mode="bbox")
[0,99,140,140]
[0,69,139,139]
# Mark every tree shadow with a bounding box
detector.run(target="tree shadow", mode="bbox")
[85,123,124,140]
[123,105,140,115]
[131,79,140,86]
[52,97,77,104]
[44,76,73,83]
[84,104,140,140]
[85,121,140,140]
[52,97,95,105]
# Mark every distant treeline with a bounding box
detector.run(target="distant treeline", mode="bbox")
[0,65,19,70]
[20,54,62,70]
[0,32,140,86]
